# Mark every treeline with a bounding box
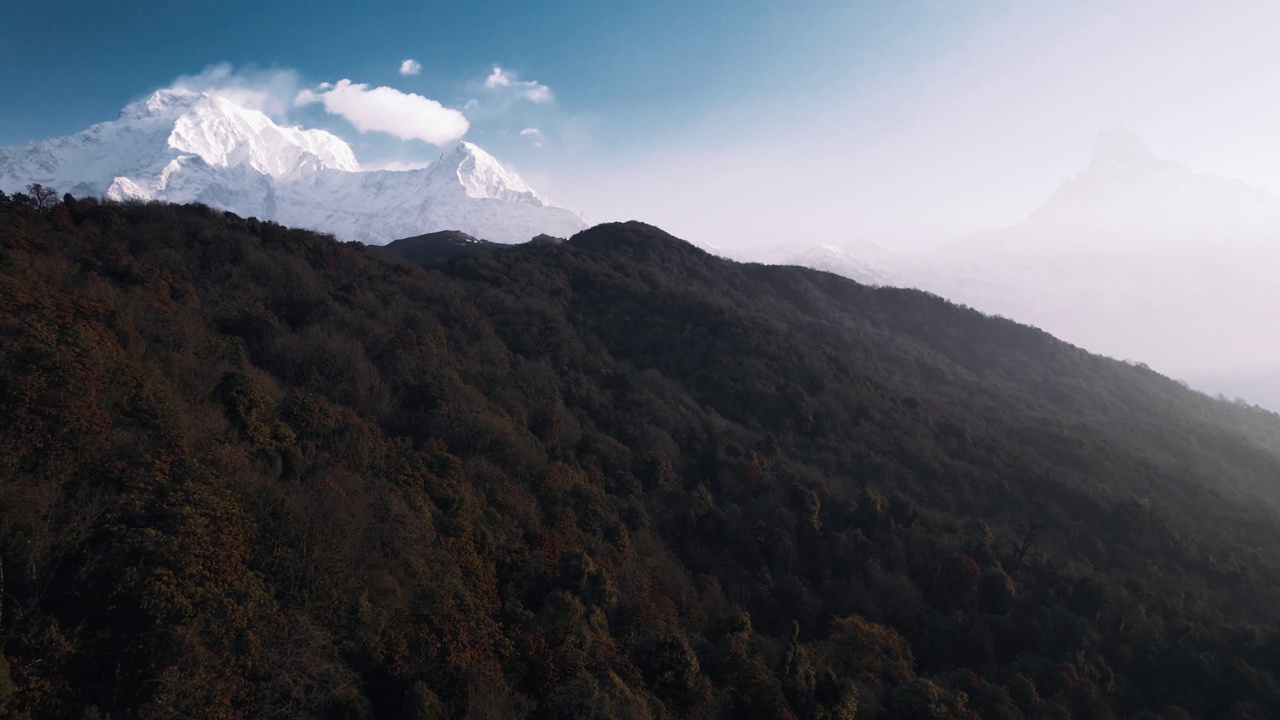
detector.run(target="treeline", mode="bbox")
[2,190,1280,718]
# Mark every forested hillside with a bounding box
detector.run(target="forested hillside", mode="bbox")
[2,190,1280,719]
[376,231,502,266]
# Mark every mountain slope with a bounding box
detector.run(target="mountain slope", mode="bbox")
[956,127,1280,254]
[377,229,568,267]
[786,127,1280,409]
[0,90,588,244]
[4,197,1280,718]
[377,229,500,265]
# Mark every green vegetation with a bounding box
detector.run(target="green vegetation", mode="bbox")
[2,187,1280,718]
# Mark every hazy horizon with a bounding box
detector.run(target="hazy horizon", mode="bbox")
[5,0,1280,410]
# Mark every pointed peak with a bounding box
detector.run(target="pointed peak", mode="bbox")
[431,141,475,170]
[119,88,209,121]
[437,140,493,164]
[1090,126,1153,166]
[425,140,541,202]
[118,88,280,127]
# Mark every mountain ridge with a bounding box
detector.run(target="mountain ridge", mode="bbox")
[783,127,1280,409]
[0,89,588,244]
[951,125,1280,255]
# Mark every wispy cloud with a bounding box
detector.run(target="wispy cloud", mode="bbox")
[485,67,553,103]
[295,79,469,145]
[399,59,421,77]
[168,63,300,119]
[520,128,544,147]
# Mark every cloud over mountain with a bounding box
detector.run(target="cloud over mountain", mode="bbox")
[167,63,301,119]
[295,79,469,145]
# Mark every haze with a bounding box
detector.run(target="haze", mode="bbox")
[553,0,1280,255]
[3,0,1279,407]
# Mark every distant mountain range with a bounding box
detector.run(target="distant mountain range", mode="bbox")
[0,88,588,244]
[7,97,1276,408]
[781,127,1280,409]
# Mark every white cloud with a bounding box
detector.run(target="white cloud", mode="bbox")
[399,59,421,76]
[296,79,469,145]
[484,67,511,88]
[168,63,301,119]
[484,67,553,103]
[521,129,545,148]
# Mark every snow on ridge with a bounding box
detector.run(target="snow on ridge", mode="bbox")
[446,141,539,202]
[166,94,361,178]
[0,92,588,245]
[118,88,206,122]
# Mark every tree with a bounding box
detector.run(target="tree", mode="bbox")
[26,183,58,211]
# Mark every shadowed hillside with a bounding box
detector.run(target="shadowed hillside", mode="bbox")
[2,189,1280,718]
[377,230,568,267]
[377,230,499,266]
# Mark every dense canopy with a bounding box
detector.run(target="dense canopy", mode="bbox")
[2,189,1280,718]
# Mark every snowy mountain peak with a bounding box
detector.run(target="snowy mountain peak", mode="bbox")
[164,93,360,178]
[118,88,207,121]
[0,91,588,245]
[946,126,1280,256]
[427,141,542,203]
[1089,126,1154,167]
[3,87,359,197]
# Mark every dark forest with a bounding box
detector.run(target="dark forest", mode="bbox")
[2,190,1280,718]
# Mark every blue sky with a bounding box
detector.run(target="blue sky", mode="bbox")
[1,0,983,151]
[4,0,1279,250]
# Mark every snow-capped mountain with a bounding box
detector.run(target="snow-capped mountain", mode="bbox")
[780,239,899,286]
[0,89,588,244]
[951,127,1280,255]
[783,127,1280,409]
